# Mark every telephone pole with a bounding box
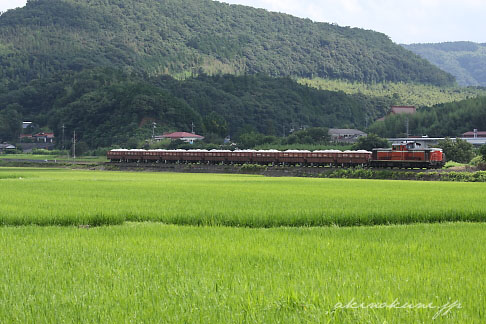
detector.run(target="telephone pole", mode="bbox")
[61,124,65,150]
[152,122,157,141]
[405,118,409,138]
[73,130,76,160]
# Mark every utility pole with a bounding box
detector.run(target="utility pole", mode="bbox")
[405,118,409,138]
[73,130,76,160]
[152,122,157,142]
[191,121,195,134]
[61,124,65,150]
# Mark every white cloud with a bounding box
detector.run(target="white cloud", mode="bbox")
[0,0,26,12]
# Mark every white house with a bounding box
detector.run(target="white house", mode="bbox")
[155,132,205,144]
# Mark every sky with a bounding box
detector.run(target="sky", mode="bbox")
[1,0,485,44]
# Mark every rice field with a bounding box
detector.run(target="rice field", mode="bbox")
[0,223,483,323]
[1,167,485,323]
[0,168,485,227]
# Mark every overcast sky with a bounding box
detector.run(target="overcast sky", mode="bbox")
[1,0,485,44]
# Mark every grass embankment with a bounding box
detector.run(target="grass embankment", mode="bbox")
[0,223,481,323]
[0,154,107,162]
[1,168,485,227]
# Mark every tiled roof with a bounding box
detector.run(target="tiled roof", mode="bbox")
[161,132,204,139]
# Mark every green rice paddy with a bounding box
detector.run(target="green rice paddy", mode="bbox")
[0,168,485,227]
[0,223,483,323]
[1,167,485,323]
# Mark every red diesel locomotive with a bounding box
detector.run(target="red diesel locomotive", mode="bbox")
[370,142,444,168]
[107,141,445,169]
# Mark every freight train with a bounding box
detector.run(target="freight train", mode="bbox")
[107,141,445,169]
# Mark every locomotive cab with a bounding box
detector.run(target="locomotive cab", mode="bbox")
[392,142,422,151]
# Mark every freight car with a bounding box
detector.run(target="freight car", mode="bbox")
[107,141,445,169]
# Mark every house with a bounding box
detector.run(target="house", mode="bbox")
[155,132,204,144]
[463,129,486,138]
[33,132,55,143]
[19,134,33,142]
[390,106,417,115]
[0,143,16,153]
[329,128,366,143]
[22,121,33,129]
[377,105,417,121]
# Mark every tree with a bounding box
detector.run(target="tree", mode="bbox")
[285,127,330,145]
[237,132,278,149]
[479,144,486,161]
[0,104,22,141]
[437,138,474,163]
[352,134,389,151]
[203,111,228,137]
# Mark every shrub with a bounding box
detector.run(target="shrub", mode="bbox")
[32,149,68,155]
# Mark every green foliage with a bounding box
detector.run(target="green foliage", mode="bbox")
[155,74,382,136]
[1,68,388,149]
[31,149,67,155]
[203,111,228,137]
[299,77,486,107]
[236,127,330,149]
[480,145,486,161]
[285,127,330,145]
[240,163,267,173]
[438,138,474,163]
[0,104,22,141]
[368,96,486,137]
[238,132,279,149]
[351,134,390,150]
[469,155,483,166]
[320,167,486,182]
[443,161,466,169]
[404,42,486,86]
[0,0,454,86]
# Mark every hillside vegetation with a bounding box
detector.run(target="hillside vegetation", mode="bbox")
[299,77,486,107]
[0,69,392,147]
[403,42,486,86]
[367,95,486,138]
[0,0,454,86]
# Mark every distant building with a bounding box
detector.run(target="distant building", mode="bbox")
[33,132,55,143]
[155,132,204,144]
[388,136,486,147]
[463,129,486,138]
[22,121,33,129]
[0,143,16,153]
[329,128,366,143]
[19,134,34,141]
[390,106,417,115]
[377,105,417,121]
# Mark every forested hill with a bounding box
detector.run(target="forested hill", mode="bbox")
[403,42,486,86]
[0,0,454,86]
[0,69,392,147]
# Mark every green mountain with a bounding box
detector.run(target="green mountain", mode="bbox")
[403,42,486,86]
[0,0,454,87]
